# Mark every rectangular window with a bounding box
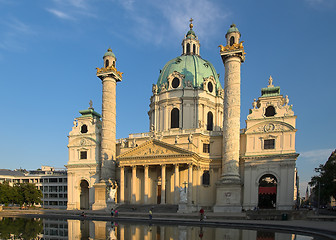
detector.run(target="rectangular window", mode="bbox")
[203,144,210,153]
[202,170,210,186]
[264,139,275,149]
[80,151,87,159]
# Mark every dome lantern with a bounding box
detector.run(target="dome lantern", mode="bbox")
[182,18,200,56]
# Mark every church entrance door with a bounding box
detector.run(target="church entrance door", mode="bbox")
[157,185,161,204]
[258,174,277,209]
[80,180,89,210]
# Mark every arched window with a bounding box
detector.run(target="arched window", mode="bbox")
[193,44,196,54]
[265,106,276,117]
[207,82,213,93]
[207,112,213,131]
[171,108,179,129]
[202,171,210,186]
[230,36,235,46]
[81,124,88,133]
[172,77,180,88]
[186,43,190,54]
[105,59,109,67]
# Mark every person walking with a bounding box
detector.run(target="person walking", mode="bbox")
[111,208,114,217]
[199,208,204,221]
[149,209,153,220]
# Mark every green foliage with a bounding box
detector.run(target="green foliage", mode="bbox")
[0,182,42,206]
[0,217,43,239]
[309,149,336,204]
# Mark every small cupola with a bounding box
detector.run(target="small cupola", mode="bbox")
[182,18,200,56]
[103,48,116,68]
[225,23,241,46]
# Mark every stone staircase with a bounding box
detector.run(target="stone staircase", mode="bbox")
[115,204,178,213]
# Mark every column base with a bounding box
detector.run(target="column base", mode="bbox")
[213,181,242,213]
[92,182,108,211]
[178,203,196,213]
[67,203,77,210]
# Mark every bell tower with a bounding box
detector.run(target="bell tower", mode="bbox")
[214,24,245,212]
[92,48,123,210]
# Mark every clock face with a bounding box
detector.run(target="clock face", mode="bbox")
[80,139,86,145]
[264,123,275,132]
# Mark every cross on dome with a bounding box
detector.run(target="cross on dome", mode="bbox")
[189,18,194,29]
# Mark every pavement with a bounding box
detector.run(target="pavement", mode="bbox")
[1,208,336,240]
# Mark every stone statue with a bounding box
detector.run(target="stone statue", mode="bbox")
[107,181,118,202]
[188,134,193,143]
[89,100,93,109]
[252,99,257,109]
[150,124,155,132]
[186,80,192,87]
[284,95,289,105]
[179,187,187,203]
[175,135,179,144]
[161,83,167,91]
[268,76,273,87]
[152,84,157,94]
[73,120,77,127]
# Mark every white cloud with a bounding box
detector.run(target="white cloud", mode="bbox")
[0,17,34,51]
[114,0,230,45]
[46,0,96,21]
[300,148,333,163]
[305,0,335,8]
[154,0,229,41]
[47,8,75,20]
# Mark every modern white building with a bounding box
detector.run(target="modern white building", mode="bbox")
[0,166,68,209]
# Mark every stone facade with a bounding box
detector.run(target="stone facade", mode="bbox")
[67,22,299,212]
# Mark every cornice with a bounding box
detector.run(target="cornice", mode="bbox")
[240,153,299,161]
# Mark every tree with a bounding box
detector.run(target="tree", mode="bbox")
[16,183,42,206]
[309,149,336,205]
[0,182,42,206]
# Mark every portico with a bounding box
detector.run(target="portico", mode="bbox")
[117,140,198,205]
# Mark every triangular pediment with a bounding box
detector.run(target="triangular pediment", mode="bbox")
[117,139,194,160]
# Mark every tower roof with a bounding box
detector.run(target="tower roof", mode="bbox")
[226,23,240,34]
[104,48,115,58]
[261,76,281,97]
[186,18,196,39]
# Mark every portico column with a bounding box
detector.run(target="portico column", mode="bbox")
[131,165,136,204]
[144,165,149,204]
[161,164,166,204]
[188,164,193,205]
[174,164,179,204]
[120,166,125,203]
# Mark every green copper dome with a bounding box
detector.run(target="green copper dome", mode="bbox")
[104,48,115,58]
[186,29,196,38]
[227,23,240,34]
[157,55,222,93]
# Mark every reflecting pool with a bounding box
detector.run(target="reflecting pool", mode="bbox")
[0,217,328,240]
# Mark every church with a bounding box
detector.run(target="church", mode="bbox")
[66,20,299,212]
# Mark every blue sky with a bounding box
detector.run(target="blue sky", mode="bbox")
[0,0,335,196]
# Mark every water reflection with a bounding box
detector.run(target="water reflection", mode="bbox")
[0,217,323,240]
